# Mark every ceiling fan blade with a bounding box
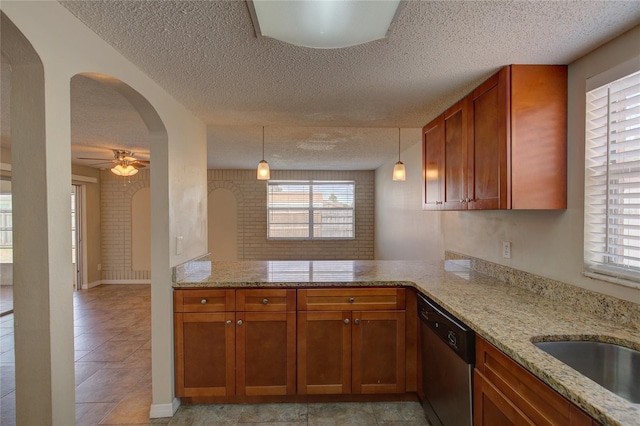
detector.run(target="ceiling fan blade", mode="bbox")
[131,162,147,169]
[134,160,150,164]
[77,157,114,161]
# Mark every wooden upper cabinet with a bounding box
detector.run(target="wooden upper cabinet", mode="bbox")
[468,69,508,210]
[443,99,469,210]
[422,64,567,210]
[422,116,444,210]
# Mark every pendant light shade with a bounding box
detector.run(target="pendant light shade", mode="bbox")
[393,128,406,181]
[257,126,270,180]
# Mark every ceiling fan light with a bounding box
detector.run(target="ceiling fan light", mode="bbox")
[257,160,270,180]
[250,0,402,49]
[111,164,138,177]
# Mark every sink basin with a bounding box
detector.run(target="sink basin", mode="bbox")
[533,340,640,404]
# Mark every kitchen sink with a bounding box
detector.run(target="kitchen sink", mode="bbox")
[533,340,640,404]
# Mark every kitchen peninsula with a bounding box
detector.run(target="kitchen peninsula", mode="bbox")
[173,256,640,426]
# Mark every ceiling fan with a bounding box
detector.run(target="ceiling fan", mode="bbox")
[78,149,150,177]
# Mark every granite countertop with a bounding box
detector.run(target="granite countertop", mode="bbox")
[173,259,640,426]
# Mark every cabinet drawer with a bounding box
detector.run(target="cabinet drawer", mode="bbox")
[236,289,296,312]
[174,289,235,313]
[298,288,405,311]
[476,336,594,426]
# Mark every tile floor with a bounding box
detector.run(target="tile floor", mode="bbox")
[0,285,430,425]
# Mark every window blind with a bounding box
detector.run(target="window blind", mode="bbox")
[584,70,640,284]
[267,181,355,239]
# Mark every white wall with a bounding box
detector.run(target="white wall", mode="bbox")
[1,0,207,420]
[375,25,640,304]
[375,128,442,261]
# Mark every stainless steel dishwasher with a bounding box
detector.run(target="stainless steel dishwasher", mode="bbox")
[418,293,475,426]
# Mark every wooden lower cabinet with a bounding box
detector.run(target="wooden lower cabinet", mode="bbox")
[236,311,296,396]
[174,312,236,397]
[297,310,406,395]
[474,336,600,426]
[174,289,296,398]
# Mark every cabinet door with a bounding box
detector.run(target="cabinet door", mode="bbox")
[236,311,296,396]
[174,312,235,397]
[468,68,508,210]
[474,370,534,426]
[423,116,444,210]
[297,311,352,394]
[352,310,406,394]
[443,99,468,210]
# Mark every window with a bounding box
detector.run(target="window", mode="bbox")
[584,70,640,287]
[267,181,355,239]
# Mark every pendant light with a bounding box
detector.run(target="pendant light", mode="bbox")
[257,126,270,180]
[393,128,406,181]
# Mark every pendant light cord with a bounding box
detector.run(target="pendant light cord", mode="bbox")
[262,126,265,160]
[398,128,401,161]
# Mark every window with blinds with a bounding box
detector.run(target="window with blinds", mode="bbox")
[267,181,355,240]
[584,70,640,285]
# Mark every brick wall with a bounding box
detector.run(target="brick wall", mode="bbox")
[100,169,150,282]
[208,170,374,260]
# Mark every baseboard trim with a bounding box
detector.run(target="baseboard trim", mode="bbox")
[85,280,102,289]
[149,398,180,418]
[100,279,151,285]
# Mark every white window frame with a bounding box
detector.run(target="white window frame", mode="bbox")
[267,180,356,240]
[584,59,640,290]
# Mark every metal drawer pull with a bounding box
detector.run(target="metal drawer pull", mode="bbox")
[349,297,355,303]
[344,318,350,325]
[354,318,360,325]
[200,299,207,305]
[237,320,243,326]
[226,320,232,326]
[262,298,268,305]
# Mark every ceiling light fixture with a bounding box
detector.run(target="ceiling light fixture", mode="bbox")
[111,163,138,177]
[247,0,403,49]
[393,128,406,181]
[257,126,270,180]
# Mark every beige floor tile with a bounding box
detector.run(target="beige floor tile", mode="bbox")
[80,340,145,363]
[168,404,245,426]
[0,390,15,426]
[76,361,108,387]
[76,402,117,426]
[0,364,15,398]
[98,385,152,424]
[308,402,377,426]
[238,403,307,423]
[371,401,428,424]
[75,368,148,403]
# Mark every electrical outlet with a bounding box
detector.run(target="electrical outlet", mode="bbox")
[97,263,101,271]
[502,241,511,259]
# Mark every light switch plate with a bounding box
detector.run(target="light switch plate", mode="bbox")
[176,236,184,255]
[502,241,511,259]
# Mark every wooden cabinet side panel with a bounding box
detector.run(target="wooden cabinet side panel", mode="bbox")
[423,116,445,210]
[405,289,418,393]
[510,65,568,209]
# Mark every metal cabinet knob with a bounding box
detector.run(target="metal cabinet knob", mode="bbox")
[237,320,243,326]
[435,201,443,205]
[262,298,268,305]
[349,297,355,303]
[344,318,350,325]
[226,320,232,326]
[200,299,207,305]
[460,199,466,203]
[354,318,360,325]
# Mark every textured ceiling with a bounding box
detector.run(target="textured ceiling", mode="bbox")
[3,1,640,170]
